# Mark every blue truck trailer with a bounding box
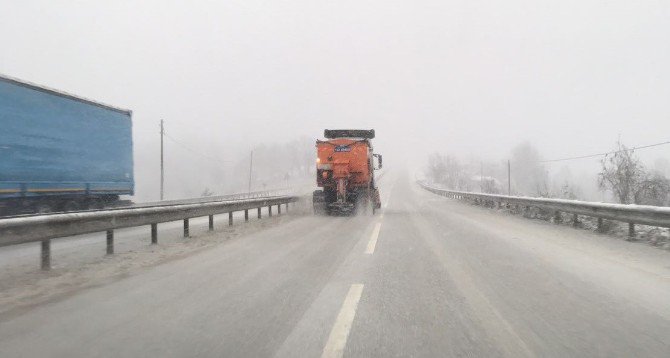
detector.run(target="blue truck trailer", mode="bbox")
[0,74,133,215]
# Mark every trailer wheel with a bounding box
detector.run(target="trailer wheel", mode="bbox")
[357,191,374,216]
[88,198,105,210]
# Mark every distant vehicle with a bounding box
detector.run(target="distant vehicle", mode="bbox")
[0,74,134,216]
[313,129,382,215]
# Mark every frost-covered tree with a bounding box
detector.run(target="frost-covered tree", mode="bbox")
[426,153,470,190]
[599,141,670,206]
[634,172,670,206]
[444,156,469,190]
[598,141,646,204]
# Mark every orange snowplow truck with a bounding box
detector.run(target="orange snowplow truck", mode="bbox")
[314,129,382,215]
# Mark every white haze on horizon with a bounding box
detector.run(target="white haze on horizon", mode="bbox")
[1,1,668,200]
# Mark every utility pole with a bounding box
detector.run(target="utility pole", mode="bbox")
[480,161,483,193]
[160,119,164,201]
[248,150,253,193]
[507,159,511,196]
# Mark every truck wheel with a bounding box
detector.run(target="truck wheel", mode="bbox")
[313,190,327,215]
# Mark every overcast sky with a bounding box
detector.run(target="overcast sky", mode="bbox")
[1,1,669,198]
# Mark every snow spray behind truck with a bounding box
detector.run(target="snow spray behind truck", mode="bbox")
[313,129,382,215]
[0,74,134,216]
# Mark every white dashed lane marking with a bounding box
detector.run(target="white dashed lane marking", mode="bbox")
[321,284,365,358]
[365,223,382,255]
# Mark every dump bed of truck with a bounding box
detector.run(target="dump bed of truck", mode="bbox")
[316,138,373,188]
[0,74,134,199]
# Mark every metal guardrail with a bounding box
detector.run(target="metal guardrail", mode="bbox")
[419,181,670,236]
[0,195,299,270]
[0,188,295,220]
[130,188,294,209]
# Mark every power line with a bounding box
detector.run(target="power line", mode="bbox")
[539,140,670,163]
[163,131,230,167]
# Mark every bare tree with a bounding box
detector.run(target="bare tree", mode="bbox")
[598,141,645,204]
[444,156,467,190]
[201,187,215,197]
[557,181,579,199]
[426,153,473,190]
[482,178,499,194]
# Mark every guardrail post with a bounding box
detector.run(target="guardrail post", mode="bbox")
[106,230,114,255]
[597,218,603,232]
[41,239,51,270]
[628,223,635,240]
[286,203,289,212]
[151,223,158,244]
[278,204,281,214]
[183,219,190,238]
[245,209,249,222]
[269,206,273,217]
[572,214,579,227]
[209,215,214,231]
[258,207,262,219]
[229,212,233,226]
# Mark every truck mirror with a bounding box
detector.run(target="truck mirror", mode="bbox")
[373,154,383,170]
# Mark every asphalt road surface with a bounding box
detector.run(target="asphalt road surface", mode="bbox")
[1,171,669,357]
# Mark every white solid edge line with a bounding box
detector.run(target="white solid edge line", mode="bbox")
[365,223,382,254]
[321,284,365,358]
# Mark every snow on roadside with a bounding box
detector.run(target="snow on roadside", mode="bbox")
[471,201,670,250]
[0,205,310,319]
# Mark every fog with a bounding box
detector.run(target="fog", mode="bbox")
[1,1,669,201]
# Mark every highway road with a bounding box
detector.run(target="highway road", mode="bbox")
[1,171,669,357]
